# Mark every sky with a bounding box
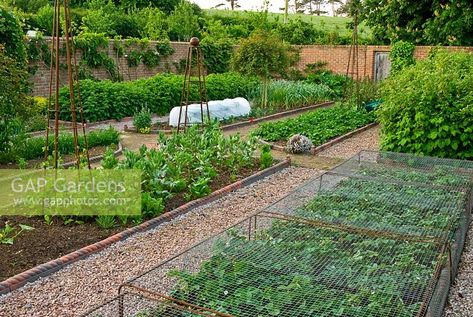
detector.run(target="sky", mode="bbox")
[189,0,337,15]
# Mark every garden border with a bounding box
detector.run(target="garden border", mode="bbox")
[258,122,378,155]
[0,159,291,296]
[123,102,335,134]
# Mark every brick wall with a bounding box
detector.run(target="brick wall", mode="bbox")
[30,39,191,96]
[29,39,473,97]
[296,45,473,79]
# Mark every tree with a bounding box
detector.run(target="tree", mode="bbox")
[358,0,473,45]
[294,0,327,16]
[231,30,297,107]
[168,1,200,41]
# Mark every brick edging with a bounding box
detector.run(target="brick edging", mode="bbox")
[124,102,334,134]
[258,122,379,155]
[0,159,291,295]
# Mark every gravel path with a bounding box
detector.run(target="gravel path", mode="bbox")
[444,225,473,316]
[0,167,320,317]
[317,125,380,159]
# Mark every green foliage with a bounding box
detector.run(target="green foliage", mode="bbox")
[0,6,27,64]
[101,147,118,169]
[389,41,415,75]
[133,107,152,132]
[250,80,334,110]
[360,0,473,45]
[3,127,120,163]
[75,32,120,81]
[0,222,34,245]
[232,30,296,80]
[253,104,375,145]
[95,215,115,229]
[168,0,200,41]
[259,144,273,169]
[59,72,259,122]
[305,71,349,98]
[200,36,234,74]
[0,118,27,164]
[115,123,256,217]
[377,50,473,159]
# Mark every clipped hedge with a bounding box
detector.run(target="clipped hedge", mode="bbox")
[378,50,473,159]
[58,73,259,122]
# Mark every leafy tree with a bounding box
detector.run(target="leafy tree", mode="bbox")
[359,0,473,45]
[168,1,200,41]
[389,41,415,76]
[112,0,180,14]
[231,30,297,107]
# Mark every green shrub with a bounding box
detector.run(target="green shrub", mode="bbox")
[306,72,349,98]
[389,41,415,76]
[253,104,375,145]
[58,73,259,122]
[133,107,152,133]
[378,50,473,159]
[0,7,27,64]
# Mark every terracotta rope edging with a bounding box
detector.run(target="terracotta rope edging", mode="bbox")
[0,159,291,296]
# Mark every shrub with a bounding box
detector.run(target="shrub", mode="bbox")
[306,72,349,98]
[58,72,259,122]
[0,7,27,64]
[378,50,473,159]
[133,107,152,133]
[389,41,415,76]
[253,104,375,146]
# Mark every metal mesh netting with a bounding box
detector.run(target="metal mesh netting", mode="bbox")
[82,151,472,317]
[83,214,447,317]
[330,150,473,190]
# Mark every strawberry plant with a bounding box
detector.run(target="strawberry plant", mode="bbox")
[252,103,375,145]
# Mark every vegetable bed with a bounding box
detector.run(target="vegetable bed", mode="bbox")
[86,153,473,317]
[252,104,375,145]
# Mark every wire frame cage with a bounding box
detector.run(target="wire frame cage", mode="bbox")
[82,151,472,317]
[83,212,450,317]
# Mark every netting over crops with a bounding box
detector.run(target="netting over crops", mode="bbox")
[82,151,472,317]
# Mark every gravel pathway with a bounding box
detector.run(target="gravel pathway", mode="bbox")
[317,125,380,159]
[444,225,473,316]
[0,167,320,317]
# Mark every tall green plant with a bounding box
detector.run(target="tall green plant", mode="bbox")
[231,30,297,107]
[389,41,415,76]
[378,50,473,159]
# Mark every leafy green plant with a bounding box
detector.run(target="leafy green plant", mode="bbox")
[95,215,116,229]
[58,72,259,122]
[377,50,473,159]
[101,147,118,169]
[232,30,298,107]
[259,144,273,169]
[0,223,34,245]
[114,123,256,218]
[141,49,160,68]
[133,107,152,133]
[389,41,415,76]
[253,103,375,145]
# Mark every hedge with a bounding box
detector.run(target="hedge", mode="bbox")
[58,72,259,122]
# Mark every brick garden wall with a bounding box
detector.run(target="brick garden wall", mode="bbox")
[29,39,473,97]
[296,45,473,79]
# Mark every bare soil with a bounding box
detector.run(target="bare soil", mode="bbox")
[0,162,261,281]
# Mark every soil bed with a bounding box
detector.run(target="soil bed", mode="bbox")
[0,162,261,281]
[0,145,117,169]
